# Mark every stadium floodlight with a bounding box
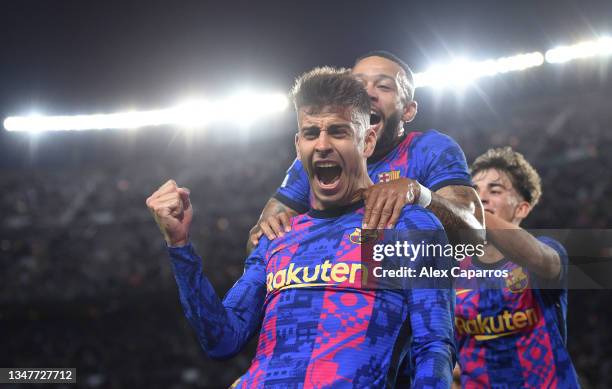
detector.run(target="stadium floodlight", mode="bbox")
[212,91,289,126]
[545,37,612,64]
[169,99,212,127]
[414,51,544,89]
[4,35,612,132]
[3,92,289,132]
[3,110,175,132]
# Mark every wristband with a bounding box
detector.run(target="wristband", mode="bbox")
[417,182,432,208]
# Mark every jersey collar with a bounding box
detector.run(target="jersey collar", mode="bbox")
[307,200,364,219]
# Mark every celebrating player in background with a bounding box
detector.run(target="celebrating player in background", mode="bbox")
[249,51,484,252]
[455,147,579,388]
[147,67,455,387]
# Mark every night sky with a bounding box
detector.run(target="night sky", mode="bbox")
[1,0,611,120]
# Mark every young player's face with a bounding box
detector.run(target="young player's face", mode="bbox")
[473,168,527,224]
[296,106,375,210]
[352,56,415,155]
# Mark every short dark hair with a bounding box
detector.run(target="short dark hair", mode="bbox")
[291,66,370,132]
[354,50,415,102]
[471,147,542,207]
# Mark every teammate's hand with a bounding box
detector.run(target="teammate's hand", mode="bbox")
[362,177,420,229]
[146,179,193,247]
[249,211,294,247]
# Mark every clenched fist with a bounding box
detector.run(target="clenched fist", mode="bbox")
[146,179,192,247]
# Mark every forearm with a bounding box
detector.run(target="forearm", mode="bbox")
[169,244,263,358]
[485,212,561,279]
[427,186,485,246]
[258,197,298,223]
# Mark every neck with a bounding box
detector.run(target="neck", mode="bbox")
[368,129,404,163]
[311,171,373,210]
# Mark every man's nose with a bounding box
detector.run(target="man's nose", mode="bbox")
[315,131,332,154]
[366,83,378,102]
[478,190,488,204]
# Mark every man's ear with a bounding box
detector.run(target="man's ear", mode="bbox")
[513,201,532,222]
[295,132,301,160]
[363,127,377,158]
[402,100,418,123]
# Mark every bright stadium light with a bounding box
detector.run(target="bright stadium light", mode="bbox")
[3,92,289,132]
[414,51,544,89]
[4,36,612,132]
[545,37,612,64]
[213,91,289,126]
[4,109,180,132]
[170,99,212,127]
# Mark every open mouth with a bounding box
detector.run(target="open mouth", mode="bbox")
[370,112,381,125]
[314,161,342,187]
[370,111,383,135]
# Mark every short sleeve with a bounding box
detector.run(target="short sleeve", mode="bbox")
[273,158,310,214]
[412,130,472,191]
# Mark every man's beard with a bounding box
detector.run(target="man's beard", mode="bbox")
[370,110,402,161]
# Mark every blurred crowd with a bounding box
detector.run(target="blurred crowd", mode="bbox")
[446,90,612,230]
[1,89,611,388]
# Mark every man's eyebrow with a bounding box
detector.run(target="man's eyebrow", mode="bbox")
[327,124,351,131]
[488,182,507,189]
[353,73,397,83]
[473,180,507,190]
[299,125,319,132]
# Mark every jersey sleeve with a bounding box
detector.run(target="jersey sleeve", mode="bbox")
[395,207,456,388]
[273,158,310,214]
[167,241,268,359]
[412,130,472,192]
[530,236,570,344]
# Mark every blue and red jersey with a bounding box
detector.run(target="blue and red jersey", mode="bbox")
[168,201,455,388]
[455,236,580,388]
[274,130,473,213]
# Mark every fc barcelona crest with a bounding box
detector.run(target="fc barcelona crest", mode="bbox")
[378,170,400,183]
[505,267,529,293]
[349,228,379,244]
